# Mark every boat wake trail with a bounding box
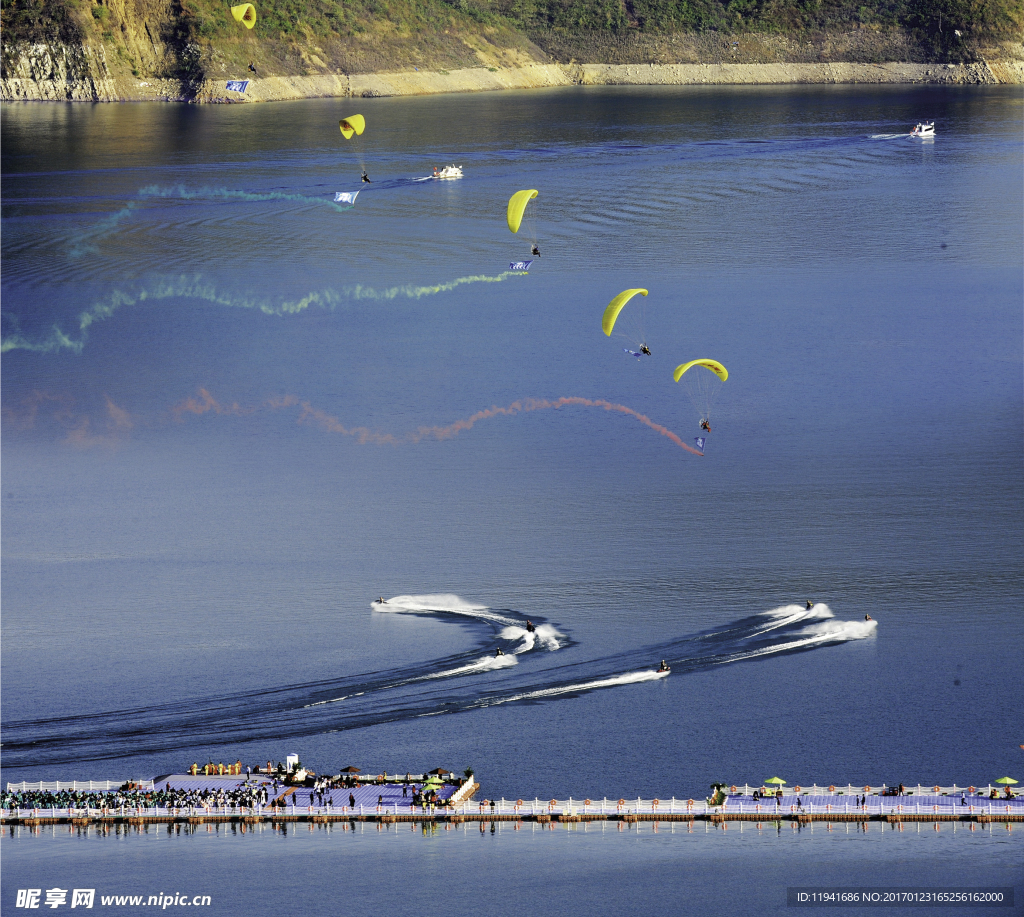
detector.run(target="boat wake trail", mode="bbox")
[0,602,874,768]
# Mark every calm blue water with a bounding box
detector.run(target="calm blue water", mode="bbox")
[2,85,1022,913]
[3,819,1022,916]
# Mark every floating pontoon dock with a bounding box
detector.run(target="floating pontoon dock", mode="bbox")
[4,778,1022,827]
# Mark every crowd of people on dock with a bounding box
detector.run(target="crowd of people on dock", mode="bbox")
[4,782,271,814]
[4,766,466,816]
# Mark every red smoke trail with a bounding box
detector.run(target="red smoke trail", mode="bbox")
[408,397,702,454]
[172,390,702,455]
[172,387,254,419]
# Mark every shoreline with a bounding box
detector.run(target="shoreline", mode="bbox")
[3,58,1022,104]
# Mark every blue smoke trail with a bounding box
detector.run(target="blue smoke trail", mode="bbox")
[138,184,355,212]
[0,272,525,354]
[66,203,138,258]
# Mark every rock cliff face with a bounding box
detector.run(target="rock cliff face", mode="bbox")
[1,0,204,100]
[2,41,188,100]
[2,0,1021,104]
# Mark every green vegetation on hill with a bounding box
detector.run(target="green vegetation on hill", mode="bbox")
[2,0,83,46]
[2,0,1022,89]
[503,0,1023,36]
[496,0,1024,62]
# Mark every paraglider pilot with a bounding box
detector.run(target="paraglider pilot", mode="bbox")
[248,62,257,76]
[700,419,711,433]
[531,244,540,257]
[640,344,651,356]
[362,170,371,183]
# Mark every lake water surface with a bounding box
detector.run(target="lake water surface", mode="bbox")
[2,84,1022,913]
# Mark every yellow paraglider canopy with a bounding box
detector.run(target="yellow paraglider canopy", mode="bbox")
[673,359,728,383]
[230,3,256,28]
[507,189,538,234]
[339,115,366,139]
[602,289,648,337]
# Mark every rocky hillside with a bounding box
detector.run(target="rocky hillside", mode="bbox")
[2,0,1022,100]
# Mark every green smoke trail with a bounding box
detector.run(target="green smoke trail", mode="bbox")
[138,185,354,212]
[346,272,519,301]
[1,272,525,354]
[61,182,349,262]
[67,203,138,258]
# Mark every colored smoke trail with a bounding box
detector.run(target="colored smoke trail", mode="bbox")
[67,203,138,258]
[0,272,524,354]
[138,184,353,212]
[172,389,702,456]
[345,272,521,301]
[297,394,702,455]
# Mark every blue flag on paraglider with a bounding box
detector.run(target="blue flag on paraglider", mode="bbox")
[509,260,533,271]
[334,191,359,204]
[694,436,706,453]
[225,80,249,93]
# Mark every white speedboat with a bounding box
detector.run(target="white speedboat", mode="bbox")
[910,121,935,138]
[432,164,463,180]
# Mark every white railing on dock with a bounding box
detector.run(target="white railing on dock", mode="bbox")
[6,780,154,793]
[6,797,1023,821]
[731,783,1012,798]
[470,797,715,817]
[461,796,1024,818]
